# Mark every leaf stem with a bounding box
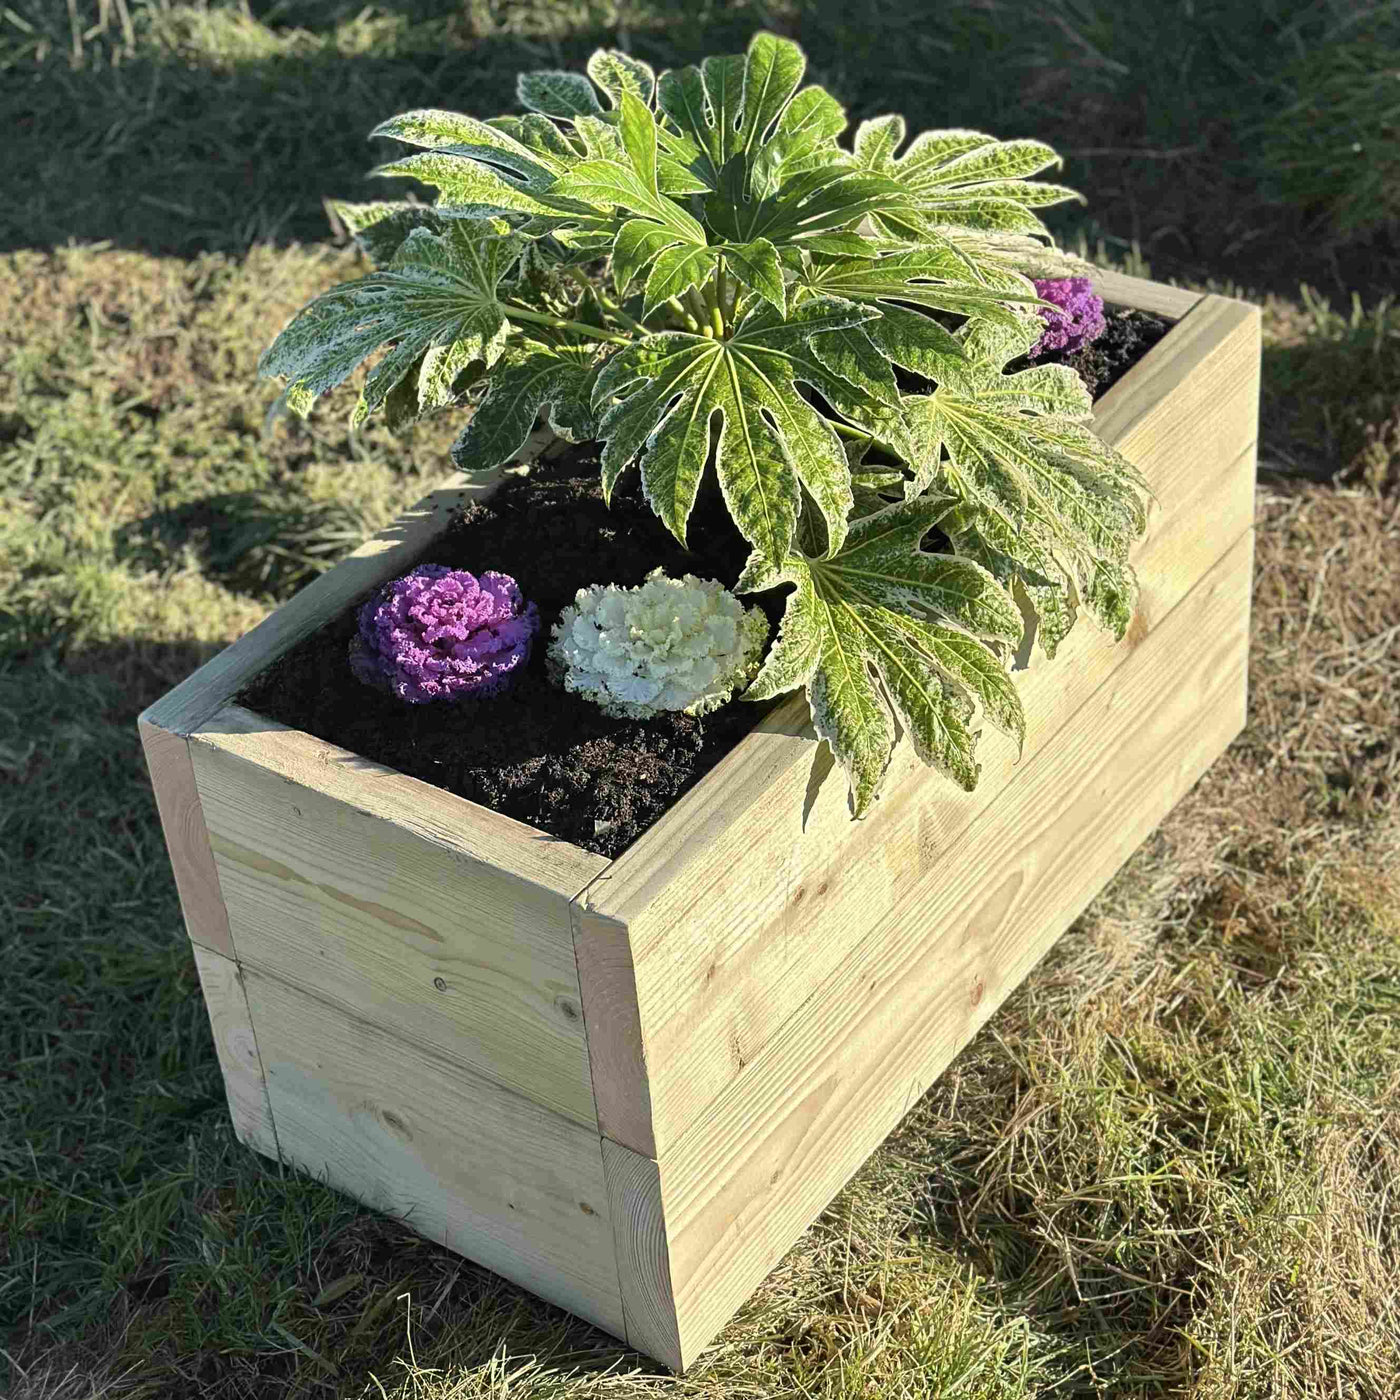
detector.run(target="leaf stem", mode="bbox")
[829,419,874,443]
[685,285,709,330]
[502,303,632,346]
[827,416,901,459]
[667,296,701,332]
[566,268,649,335]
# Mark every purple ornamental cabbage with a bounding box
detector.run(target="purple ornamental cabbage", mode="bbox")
[349,564,538,704]
[1029,277,1107,359]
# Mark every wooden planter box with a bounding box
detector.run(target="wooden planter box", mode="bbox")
[140,271,1259,1371]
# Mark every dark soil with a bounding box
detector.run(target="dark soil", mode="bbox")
[237,306,1169,860]
[1042,305,1171,398]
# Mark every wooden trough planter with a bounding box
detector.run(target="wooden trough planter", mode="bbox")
[140,270,1260,1372]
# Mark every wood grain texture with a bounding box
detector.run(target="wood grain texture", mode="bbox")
[660,528,1254,1366]
[189,705,607,1127]
[602,1139,680,1369]
[583,294,1261,1159]
[243,965,626,1339]
[142,426,559,740]
[572,908,655,1157]
[139,718,235,958]
[191,943,279,1158]
[1090,267,1203,321]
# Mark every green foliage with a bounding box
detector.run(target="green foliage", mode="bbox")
[258,31,1153,817]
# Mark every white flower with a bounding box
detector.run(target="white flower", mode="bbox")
[547,568,769,720]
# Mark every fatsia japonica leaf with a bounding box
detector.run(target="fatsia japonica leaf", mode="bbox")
[586,49,657,108]
[656,31,808,192]
[542,91,707,248]
[258,219,525,429]
[592,297,891,561]
[322,199,450,268]
[449,342,601,473]
[906,314,1155,657]
[851,116,1083,241]
[369,108,569,184]
[738,495,1026,815]
[517,69,603,119]
[796,247,1042,335]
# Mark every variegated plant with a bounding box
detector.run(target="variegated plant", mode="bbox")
[258,32,1155,817]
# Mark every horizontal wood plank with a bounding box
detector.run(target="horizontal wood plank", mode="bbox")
[584,295,1261,1158]
[191,943,279,1158]
[244,966,625,1339]
[1090,267,1204,321]
[190,705,606,1128]
[662,527,1254,1366]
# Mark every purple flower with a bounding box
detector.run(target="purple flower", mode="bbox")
[349,564,539,704]
[1029,277,1107,359]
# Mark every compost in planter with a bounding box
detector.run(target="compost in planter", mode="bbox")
[238,307,1167,859]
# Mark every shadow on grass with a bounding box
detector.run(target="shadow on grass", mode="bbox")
[3,0,1398,300]
[115,490,374,598]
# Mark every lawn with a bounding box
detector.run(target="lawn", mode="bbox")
[2,1,1398,1395]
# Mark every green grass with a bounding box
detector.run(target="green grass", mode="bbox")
[3,1,1400,1395]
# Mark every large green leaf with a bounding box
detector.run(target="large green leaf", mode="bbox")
[851,117,1081,241]
[449,343,600,472]
[797,248,1042,331]
[905,315,1154,657]
[740,495,1025,814]
[369,108,568,184]
[258,219,525,429]
[656,32,807,191]
[592,297,891,560]
[542,91,706,246]
[322,199,449,268]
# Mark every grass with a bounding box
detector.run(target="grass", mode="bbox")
[2,0,1399,1395]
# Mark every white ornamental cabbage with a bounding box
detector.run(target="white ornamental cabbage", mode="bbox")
[548,569,769,720]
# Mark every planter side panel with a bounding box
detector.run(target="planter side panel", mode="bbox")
[188,712,603,1129]
[664,527,1254,1366]
[587,295,1261,1159]
[242,965,627,1339]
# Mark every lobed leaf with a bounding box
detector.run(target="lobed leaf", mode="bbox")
[517,70,603,119]
[449,343,600,473]
[587,50,656,109]
[258,220,525,430]
[740,494,1025,814]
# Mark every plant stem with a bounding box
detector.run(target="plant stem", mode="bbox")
[566,268,648,335]
[667,296,701,332]
[828,417,900,459]
[829,419,873,442]
[502,303,633,346]
[685,285,709,330]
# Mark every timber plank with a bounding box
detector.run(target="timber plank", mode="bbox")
[601,1139,680,1368]
[1090,268,1203,321]
[659,528,1254,1366]
[582,295,1260,1158]
[189,705,606,1128]
[139,718,236,959]
[243,966,626,1339]
[191,943,278,1158]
